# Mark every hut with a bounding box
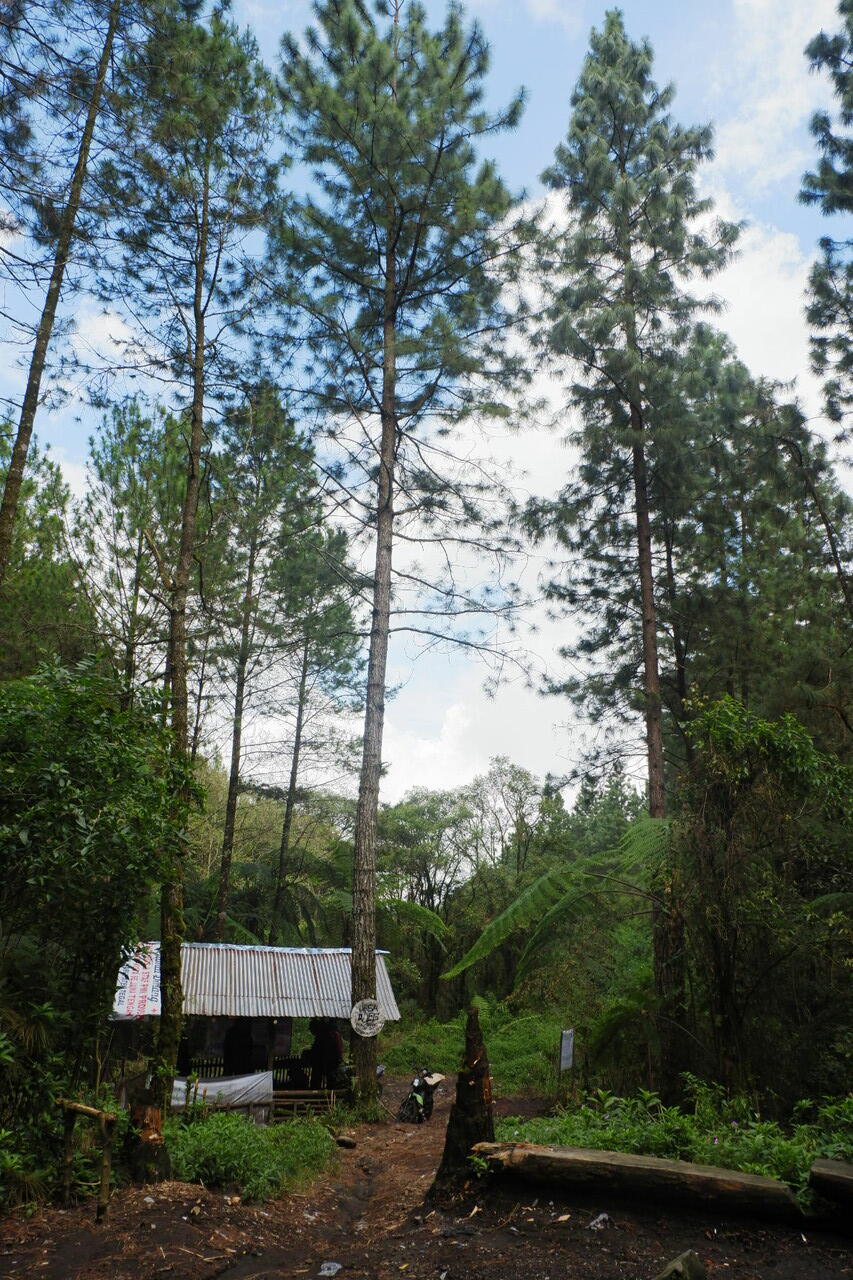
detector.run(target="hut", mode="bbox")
[112,942,400,1088]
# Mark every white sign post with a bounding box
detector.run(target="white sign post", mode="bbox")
[350,998,385,1038]
[559,1028,574,1072]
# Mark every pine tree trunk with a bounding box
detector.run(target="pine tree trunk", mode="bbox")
[154,163,210,1110]
[782,437,853,626]
[270,639,310,944]
[215,541,258,941]
[0,0,122,587]
[189,627,210,765]
[620,234,684,1094]
[662,527,692,765]
[628,393,686,1098]
[629,407,666,818]
[351,222,397,1103]
[121,528,145,710]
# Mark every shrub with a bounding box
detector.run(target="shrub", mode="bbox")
[165,1112,336,1202]
[496,1079,853,1208]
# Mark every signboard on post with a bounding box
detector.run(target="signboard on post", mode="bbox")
[350,998,385,1038]
[559,1028,574,1072]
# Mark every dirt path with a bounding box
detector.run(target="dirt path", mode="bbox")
[1,1081,851,1280]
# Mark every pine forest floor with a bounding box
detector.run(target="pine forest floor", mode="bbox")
[1,1079,851,1280]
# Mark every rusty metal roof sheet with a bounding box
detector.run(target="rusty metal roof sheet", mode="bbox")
[112,944,400,1021]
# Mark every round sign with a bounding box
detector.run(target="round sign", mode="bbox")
[350,998,385,1038]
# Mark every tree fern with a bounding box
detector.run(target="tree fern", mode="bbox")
[380,898,449,946]
[617,817,671,874]
[515,883,605,984]
[441,818,667,986]
[441,869,574,979]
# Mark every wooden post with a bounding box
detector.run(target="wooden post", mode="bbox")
[61,1109,77,1206]
[96,1114,115,1222]
[56,1098,117,1221]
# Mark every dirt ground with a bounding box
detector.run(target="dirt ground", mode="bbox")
[1,1079,850,1280]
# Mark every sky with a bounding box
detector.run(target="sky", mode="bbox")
[15,0,847,803]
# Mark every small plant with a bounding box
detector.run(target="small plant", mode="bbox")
[165,1112,336,1202]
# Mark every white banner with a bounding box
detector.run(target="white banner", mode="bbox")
[113,943,161,1019]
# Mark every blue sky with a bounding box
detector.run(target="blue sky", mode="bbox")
[15,0,847,800]
[238,0,833,249]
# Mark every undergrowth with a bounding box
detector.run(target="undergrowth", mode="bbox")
[165,1112,336,1202]
[496,1077,853,1208]
[380,1000,564,1094]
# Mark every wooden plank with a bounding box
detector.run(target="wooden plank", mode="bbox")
[472,1142,803,1221]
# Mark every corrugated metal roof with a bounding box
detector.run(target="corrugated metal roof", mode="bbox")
[113,944,400,1021]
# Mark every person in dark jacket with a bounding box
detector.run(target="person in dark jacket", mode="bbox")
[307,1018,344,1089]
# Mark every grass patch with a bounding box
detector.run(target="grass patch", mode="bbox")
[165,1112,336,1202]
[496,1079,853,1208]
[380,1002,565,1095]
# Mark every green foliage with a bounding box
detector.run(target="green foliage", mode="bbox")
[801,0,853,422]
[0,435,97,679]
[671,697,853,1100]
[381,1001,565,1094]
[443,801,658,985]
[278,1,529,435]
[165,1113,336,1202]
[497,1081,853,1208]
[0,662,171,1022]
[442,869,573,980]
[0,662,170,1196]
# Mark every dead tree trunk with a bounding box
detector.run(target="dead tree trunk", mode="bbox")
[433,1005,494,1192]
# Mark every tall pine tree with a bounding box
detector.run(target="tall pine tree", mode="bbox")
[535,10,738,1094]
[97,5,280,1102]
[276,0,529,1098]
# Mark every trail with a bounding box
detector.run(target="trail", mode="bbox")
[1,1081,850,1280]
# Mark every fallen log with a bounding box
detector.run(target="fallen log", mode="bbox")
[472,1142,803,1222]
[809,1159,853,1207]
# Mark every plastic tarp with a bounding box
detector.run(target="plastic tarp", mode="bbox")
[171,1070,273,1110]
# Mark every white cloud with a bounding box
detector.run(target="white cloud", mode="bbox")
[71,307,134,366]
[525,0,584,37]
[711,0,837,194]
[380,630,581,802]
[697,185,821,416]
[55,454,88,501]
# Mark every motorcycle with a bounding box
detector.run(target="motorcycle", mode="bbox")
[396,1066,445,1123]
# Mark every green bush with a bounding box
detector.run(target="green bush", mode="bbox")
[496,1078,853,1208]
[165,1112,336,1202]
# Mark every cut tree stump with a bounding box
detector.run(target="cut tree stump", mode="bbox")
[472,1142,804,1221]
[432,1005,494,1192]
[129,1104,170,1184]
